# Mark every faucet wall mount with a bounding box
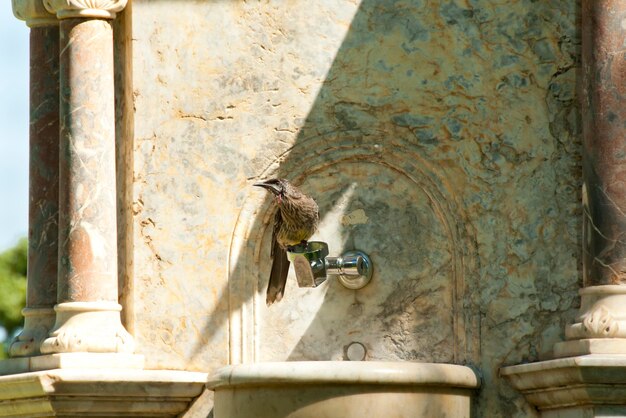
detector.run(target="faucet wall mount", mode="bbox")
[286,241,373,290]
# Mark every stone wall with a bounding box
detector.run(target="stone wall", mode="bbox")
[128,1,581,416]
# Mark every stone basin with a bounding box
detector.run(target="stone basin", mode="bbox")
[207,361,480,418]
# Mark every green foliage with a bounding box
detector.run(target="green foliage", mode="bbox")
[0,238,27,358]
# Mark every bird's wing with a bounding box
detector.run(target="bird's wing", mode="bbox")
[267,209,289,305]
[270,209,282,259]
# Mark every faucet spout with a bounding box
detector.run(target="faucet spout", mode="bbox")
[288,241,329,287]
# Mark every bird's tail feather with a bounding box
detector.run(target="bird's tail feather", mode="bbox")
[267,243,289,306]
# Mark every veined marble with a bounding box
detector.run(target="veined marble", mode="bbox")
[127,1,580,416]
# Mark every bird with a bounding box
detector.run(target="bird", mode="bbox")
[253,178,320,305]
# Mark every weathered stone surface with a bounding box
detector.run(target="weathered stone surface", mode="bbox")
[130,1,581,416]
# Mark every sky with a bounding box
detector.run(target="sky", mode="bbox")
[0,3,29,252]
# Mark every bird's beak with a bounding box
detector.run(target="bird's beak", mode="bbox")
[253,181,281,195]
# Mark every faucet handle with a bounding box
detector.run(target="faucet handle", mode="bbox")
[326,251,373,290]
[325,254,365,276]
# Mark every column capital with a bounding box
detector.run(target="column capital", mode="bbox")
[12,0,57,27]
[43,0,127,20]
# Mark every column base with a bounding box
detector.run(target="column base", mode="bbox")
[8,307,55,357]
[565,285,626,339]
[501,354,626,417]
[40,301,135,354]
[554,285,626,357]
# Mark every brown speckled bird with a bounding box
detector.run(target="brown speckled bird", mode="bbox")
[254,178,319,305]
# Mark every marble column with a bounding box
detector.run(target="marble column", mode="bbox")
[39,0,134,354]
[9,0,59,358]
[553,0,626,357]
[580,0,626,288]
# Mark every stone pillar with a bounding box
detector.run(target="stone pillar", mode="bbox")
[39,0,135,354]
[9,0,59,358]
[553,0,626,357]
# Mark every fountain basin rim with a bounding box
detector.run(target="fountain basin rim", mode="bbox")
[207,361,480,389]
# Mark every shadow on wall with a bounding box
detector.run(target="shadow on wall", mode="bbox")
[189,0,581,414]
[189,0,487,366]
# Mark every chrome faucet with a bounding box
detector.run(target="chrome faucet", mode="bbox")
[286,241,373,290]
